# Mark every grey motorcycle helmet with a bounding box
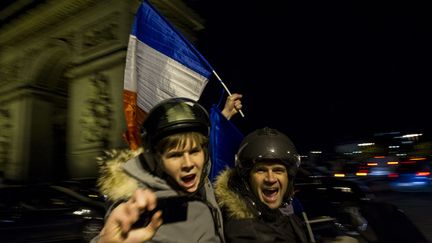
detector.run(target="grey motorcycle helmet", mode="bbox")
[236,127,300,174]
[140,97,210,175]
[235,127,301,196]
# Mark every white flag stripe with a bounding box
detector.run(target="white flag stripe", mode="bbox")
[124,36,138,92]
[127,37,209,112]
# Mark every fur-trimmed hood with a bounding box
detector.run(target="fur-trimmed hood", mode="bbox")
[96,148,227,243]
[97,148,176,201]
[214,169,256,220]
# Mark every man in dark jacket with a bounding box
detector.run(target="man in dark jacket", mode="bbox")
[214,127,309,243]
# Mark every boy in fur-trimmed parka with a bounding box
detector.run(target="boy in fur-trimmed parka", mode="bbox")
[92,95,242,243]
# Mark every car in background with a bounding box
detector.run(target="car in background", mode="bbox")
[360,156,400,179]
[388,160,432,192]
[331,163,370,179]
[56,177,106,205]
[294,165,428,243]
[295,165,375,202]
[0,182,105,243]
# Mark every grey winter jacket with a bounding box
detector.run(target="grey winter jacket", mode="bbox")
[92,149,225,243]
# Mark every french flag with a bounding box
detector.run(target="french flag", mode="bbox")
[123,0,214,149]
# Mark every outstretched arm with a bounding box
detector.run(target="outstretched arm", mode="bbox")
[97,189,162,243]
[221,93,243,120]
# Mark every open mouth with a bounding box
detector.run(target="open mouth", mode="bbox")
[261,188,279,202]
[181,174,196,186]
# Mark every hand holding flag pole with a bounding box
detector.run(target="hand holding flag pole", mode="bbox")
[212,70,245,118]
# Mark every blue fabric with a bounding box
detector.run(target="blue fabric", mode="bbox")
[209,105,244,182]
[132,0,213,78]
[292,197,305,216]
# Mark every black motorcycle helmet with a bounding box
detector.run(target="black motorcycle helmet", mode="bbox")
[140,97,210,177]
[235,127,301,196]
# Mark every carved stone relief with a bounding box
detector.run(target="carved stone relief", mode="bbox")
[0,48,43,87]
[81,12,120,55]
[0,60,24,86]
[0,0,100,46]
[0,109,12,175]
[79,73,112,147]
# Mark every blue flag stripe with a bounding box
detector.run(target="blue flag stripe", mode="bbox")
[132,1,213,78]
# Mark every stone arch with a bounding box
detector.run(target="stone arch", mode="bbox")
[25,39,73,181]
[27,39,73,92]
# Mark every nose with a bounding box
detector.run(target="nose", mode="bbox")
[264,171,277,183]
[181,153,194,170]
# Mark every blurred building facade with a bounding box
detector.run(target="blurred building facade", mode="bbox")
[0,0,205,182]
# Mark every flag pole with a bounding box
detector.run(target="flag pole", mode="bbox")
[212,70,245,117]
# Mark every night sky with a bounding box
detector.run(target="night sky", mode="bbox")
[187,0,432,153]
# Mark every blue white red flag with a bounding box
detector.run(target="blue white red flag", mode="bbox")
[123,0,214,149]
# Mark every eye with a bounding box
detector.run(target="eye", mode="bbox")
[273,167,286,174]
[255,167,267,173]
[189,147,202,155]
[165,151,182,158]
